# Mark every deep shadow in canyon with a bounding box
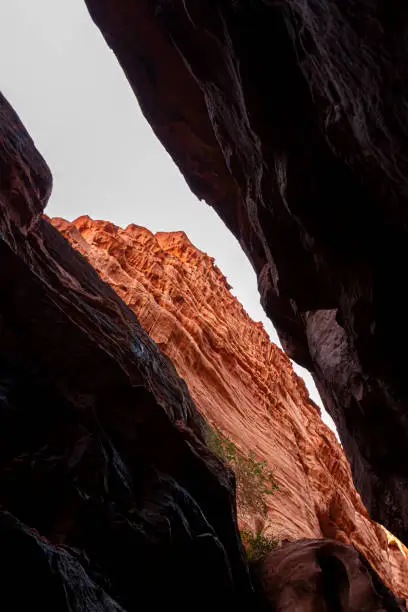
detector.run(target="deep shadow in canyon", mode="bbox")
[83,0,408,547]
[3,87,404,609]
[0,92,253,610]
[1,0,408,608]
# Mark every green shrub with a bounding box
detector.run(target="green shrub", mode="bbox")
[205,425,278,517]
[240,529,279,562]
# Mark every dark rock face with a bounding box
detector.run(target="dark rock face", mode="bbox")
[1,512,124,612]
[256,539,406,611]
[0,88,405,610]
[48,214,408,599]
[0,92,254,610]
[83,0,408,545]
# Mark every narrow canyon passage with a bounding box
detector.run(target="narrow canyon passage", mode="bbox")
[0,0,336,431]
[80,0,408,550]
[1,0,408,609]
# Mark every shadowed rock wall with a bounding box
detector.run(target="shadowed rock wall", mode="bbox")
[51,214,408,600]
[83,0,408,546]
[1,72,406,609]
[0,91,254,610]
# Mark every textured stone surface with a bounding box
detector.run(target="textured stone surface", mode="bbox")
[83,0,408,546]
[52,215,408,601]
[0,92,255,610]
[257,539,406,611]
[1,83,406,609]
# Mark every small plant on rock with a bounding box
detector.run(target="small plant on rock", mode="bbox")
[206,425,280,562]
[240,529,279,562]
[205,425,278,517]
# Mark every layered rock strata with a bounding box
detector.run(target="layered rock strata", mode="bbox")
[52,215,408,601]
[1,80,405,609]
[83,0,408,545]
[0,91,254,610]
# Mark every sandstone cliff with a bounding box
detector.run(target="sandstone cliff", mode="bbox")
[84,0,408,549]
[52,214,408,600]
[1,85,405,610]
[0,92,255,610]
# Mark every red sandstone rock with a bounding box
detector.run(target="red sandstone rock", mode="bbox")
[1,85,405,611]
[84,0,408,549]
[257,539,406,611]
[0,92,253,611]
[52,215,408,601]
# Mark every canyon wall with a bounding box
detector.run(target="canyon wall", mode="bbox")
[0,91,256,610]
[83,0,408,546]
[52,214,408,600]
[1,81,405,609]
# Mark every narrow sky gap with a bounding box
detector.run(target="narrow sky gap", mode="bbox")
[1,0,337,433]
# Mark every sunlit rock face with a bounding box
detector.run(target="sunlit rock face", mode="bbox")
[0,91,255,611]
[52,215,408,602]
[83,0,408,547]
[1,81,405,610]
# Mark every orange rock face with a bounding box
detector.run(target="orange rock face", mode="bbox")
[51,215,408,600]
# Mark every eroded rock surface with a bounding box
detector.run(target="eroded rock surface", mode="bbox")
[1,80,406,609]
[0,91,254,610]
[83,0,408,545]
[257,539,406,611]
[52,215,408,600]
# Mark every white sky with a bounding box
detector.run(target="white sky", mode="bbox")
[0,0,337,433]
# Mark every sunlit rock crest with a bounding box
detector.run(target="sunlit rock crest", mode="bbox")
[52,215,408,601]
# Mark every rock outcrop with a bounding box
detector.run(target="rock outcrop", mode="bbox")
[257,539,406,612]
[1,79,406,609]
[51,215,408,601]
[83,0,408,545]
[0,91,255,610]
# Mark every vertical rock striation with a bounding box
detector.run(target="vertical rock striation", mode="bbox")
[52,215,408,601]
